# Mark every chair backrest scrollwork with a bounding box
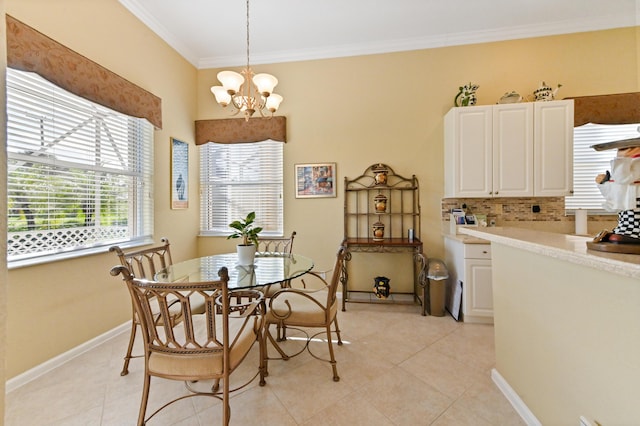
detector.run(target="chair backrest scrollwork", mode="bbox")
[257,231,296,257]
[109,238,172,278]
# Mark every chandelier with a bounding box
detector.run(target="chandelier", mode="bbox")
[210,0,283,121]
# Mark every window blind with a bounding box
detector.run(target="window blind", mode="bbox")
[200,141,283,236]
[6,68,154,264]
[566,122,638,212]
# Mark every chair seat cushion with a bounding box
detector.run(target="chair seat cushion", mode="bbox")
[148,314,258,380]
[266,289,337,327]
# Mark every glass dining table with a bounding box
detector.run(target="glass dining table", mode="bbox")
[155,252,314,290]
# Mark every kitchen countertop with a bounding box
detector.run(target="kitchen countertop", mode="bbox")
[458,226,640,279]
[443,231,489,244]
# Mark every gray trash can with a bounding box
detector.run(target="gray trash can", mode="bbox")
[426,258,449,317]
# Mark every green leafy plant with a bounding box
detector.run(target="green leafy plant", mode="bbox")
[227,211,262,246]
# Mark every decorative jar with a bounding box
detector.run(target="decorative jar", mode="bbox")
[372,221,385,241]
[374,193,387,213]
[373,276,391,299]
[372,164,388,185]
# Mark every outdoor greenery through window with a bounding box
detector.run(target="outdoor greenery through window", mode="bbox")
[566,122,638,213]
[200,141,283,237]
[6,68,154,266]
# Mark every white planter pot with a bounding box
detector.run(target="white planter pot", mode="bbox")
[236,244,257,266]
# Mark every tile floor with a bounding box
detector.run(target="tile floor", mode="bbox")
[5,302,524,425]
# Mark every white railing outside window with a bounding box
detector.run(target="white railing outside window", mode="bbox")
[6,68,154,267]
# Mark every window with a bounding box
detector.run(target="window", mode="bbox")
[6,68,154,266]
[200,141,283,236]
[566,122,638,213]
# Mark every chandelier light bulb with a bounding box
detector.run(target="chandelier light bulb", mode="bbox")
[265,93,283,113]
[252,73,278,97]
[210,86,231,106]
[217,70,244,95]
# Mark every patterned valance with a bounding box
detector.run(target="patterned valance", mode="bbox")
[195,117,287,145]
[6,15,162,129]
[568,92,640,127]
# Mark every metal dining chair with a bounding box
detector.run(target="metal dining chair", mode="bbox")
[110,238,199,376]
[263,246,346,382]
[256,231,297,298]
[257,231,296,257]
[110,265,266,425]
[255,231,297,341]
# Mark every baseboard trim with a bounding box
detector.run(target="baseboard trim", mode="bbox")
[491,368,541,426]
[5,321,130,393]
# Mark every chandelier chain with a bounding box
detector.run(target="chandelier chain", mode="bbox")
[245,0,250,70]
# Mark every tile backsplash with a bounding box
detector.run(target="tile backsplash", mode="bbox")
[441,197,615,226]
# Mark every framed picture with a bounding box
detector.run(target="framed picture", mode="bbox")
[295,163,337,198]
[171,137,189,209]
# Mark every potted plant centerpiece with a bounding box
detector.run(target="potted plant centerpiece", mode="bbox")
[227,211,263,265]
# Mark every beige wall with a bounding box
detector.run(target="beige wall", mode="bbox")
[491,243,640,424]
[198,27,638,279]
[5,0,200,378]
[3,0,640,380]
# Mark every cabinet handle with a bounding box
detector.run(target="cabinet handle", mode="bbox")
[482,250,488,254]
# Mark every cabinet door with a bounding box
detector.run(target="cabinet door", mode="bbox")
[534,100,574,196]
[463,258,493,318]
[493,103,534,197]
[444,106,492,197]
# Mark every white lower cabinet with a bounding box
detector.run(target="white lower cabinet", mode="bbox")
[444,237,493,324]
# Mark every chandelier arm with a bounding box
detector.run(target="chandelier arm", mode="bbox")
[230,95,244,111]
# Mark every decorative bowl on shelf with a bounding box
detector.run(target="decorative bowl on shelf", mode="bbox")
[498,91,522,104]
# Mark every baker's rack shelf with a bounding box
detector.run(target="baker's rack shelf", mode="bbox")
[341,163,425,312]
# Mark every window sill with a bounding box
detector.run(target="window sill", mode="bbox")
[8,237,154,270]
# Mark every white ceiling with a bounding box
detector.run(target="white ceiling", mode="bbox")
[120,0,639,69]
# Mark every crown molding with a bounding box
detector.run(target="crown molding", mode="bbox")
[120,0,638,70]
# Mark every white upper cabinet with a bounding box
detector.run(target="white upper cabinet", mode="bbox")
[533,100,575,196]
[493,103,534,197]
[444,105,493,197]
[444,100,573,198]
